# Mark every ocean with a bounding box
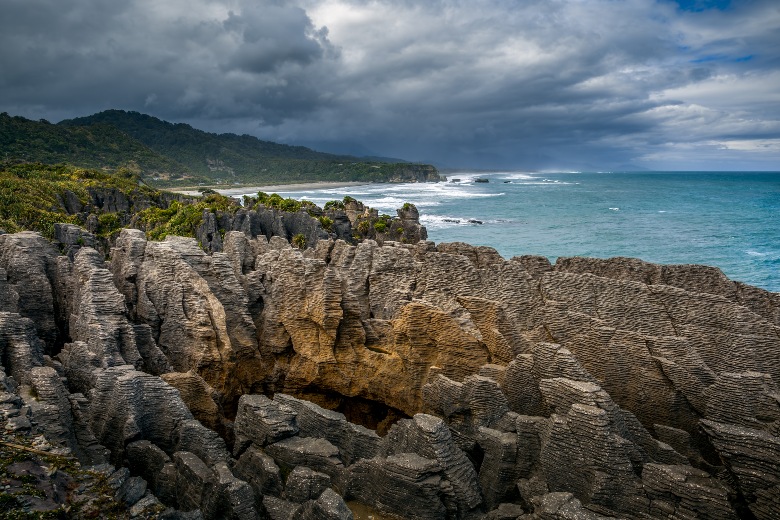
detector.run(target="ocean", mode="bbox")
[240,171,780,293]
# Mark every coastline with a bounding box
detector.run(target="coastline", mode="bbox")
[171,181,371,197]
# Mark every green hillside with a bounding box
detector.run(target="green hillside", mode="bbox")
[59,110,442,186]
[0,112,196,182]
[0,162,153,238]
[1,110,442,187]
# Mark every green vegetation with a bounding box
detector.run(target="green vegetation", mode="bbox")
[357,220,371,234]
[0,162,419,253]
[97,212,123,237]
[0,112,194,183]
[0,162,242,244]
[324,200,345,210]
[256,192,305,213]
[1,110,442,188]
[51,110,441,187]
[0,162,153,238]
[136,193,237,241]
[292,233,306,249]
[318,215,334,231]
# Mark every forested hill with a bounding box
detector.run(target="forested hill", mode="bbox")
[61,110,364,164]
[0,112,189,178]
[0,110,442,187]
[60,110,442,186]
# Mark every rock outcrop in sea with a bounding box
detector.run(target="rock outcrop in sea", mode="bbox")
[1,222,779,518]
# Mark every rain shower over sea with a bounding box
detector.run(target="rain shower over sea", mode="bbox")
[238,171,780,293]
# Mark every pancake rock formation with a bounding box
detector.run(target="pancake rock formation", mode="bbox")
[0,226,779,519]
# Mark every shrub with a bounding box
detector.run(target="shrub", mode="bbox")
[357,220,370,234]
[258,192,304,213]
[201,193,238,212]
[137,202,204,241]
[97,213,123,237]
[324,200,345,210]
[292,233,306,249]
[374,221,387,233]
[318,216,334,232]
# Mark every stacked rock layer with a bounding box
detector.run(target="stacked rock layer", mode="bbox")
[1,227,779,519]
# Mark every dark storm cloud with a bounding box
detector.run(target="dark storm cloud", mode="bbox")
[1,0,779,169]
[0,0,333,123]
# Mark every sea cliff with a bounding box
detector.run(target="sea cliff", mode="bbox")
[1,220,779,518]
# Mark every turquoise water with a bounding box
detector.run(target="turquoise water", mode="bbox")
[242,172,780,292]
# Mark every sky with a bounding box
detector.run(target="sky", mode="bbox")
[1,0,779,171]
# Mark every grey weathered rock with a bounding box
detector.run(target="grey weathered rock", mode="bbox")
[702,371,780,432]
[700,419,780,520]
[382,413,483,517]
[234,394,298,454]
[297,488,354,520]
[117,475,148,506]
[26,366,108,464]
[87,366,194,463]
[53,223,97,259]
[526,492,613,519]
[539,402,647,515]
[0,232,61,347]
[3,225,780,519]
[642,464,735,520]
[172,452,260,519]
[130,492,165,517]
[0,312,45,385]
[232,445,284,498]
[172,419,230,467]
[275,394,381,465]
[348,453,448,520]
[483,502,526,520]
[284,466,331,503]
[263,496,301,520]
[0,268,18,312]
[478,426,522,510]
[554,255,780,327]
[127,440,176,503]
[58,247,144,394]
[110,230,265,407]
[173,451,217,514]
[213,461,259,520]
[265,436,345,485]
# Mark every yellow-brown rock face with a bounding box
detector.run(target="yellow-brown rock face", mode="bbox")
[105,230,780,434]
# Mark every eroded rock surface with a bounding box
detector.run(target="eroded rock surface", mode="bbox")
[0,228,779,518]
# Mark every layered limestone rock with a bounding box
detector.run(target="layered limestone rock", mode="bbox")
[0,232,62,347]
[1,228,779,518]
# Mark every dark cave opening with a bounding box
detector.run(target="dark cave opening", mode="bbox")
[288,388,410,436]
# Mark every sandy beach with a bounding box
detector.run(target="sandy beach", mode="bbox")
[172,181,370,197]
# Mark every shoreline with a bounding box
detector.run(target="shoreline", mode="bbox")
[171,181,371,197]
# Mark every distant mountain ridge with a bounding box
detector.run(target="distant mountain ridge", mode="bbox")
[1,110,442,186]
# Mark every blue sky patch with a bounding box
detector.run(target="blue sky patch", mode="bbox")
[691,54,754,63]
[675,0,732,11]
